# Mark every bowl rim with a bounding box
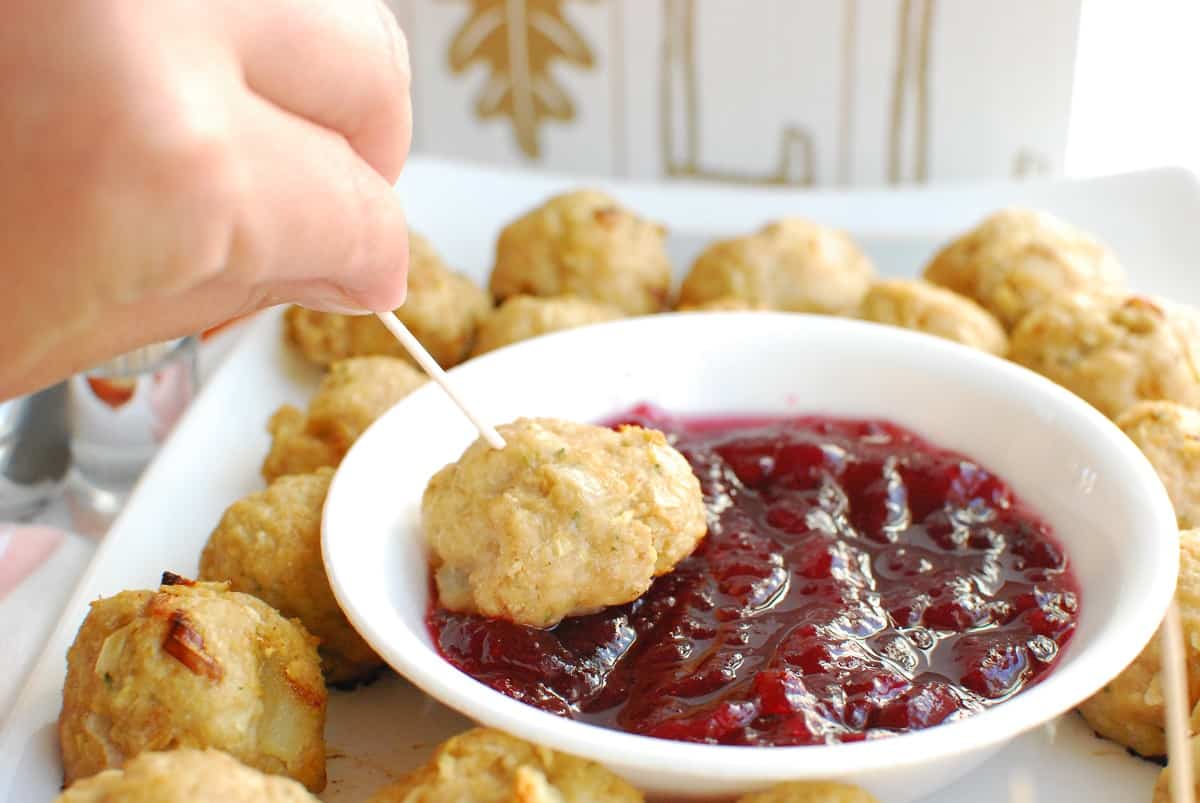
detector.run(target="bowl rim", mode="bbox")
[323,312,1179,781]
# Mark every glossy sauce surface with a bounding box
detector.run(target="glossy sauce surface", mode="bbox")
[428,406,1079,745]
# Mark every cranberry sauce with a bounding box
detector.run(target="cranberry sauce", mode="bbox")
[428,406,1079,746]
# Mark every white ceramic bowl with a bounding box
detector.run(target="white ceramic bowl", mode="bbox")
[323,313,1177,802]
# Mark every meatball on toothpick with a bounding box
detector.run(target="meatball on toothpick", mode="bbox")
[422,418,707,628]
[1078,528,1200,759]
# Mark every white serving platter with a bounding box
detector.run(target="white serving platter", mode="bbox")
[3,157,1199,803]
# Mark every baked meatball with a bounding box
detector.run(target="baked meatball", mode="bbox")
[677,218,874,315]
[1117,401,1200,528]
[1008,293,1200,419]
[366,728,643,803]
[286,232,491,368]
[471,295,622,357]
[923,208,1124,330]
[59,576,326,791]
[489,190,671,315]
[1078,528,1200,758]
[200,470,381,686]
[676,297,770,312]
[857,278,1007,355]
[262,356,425,482]
[736,781,880,803]
[55,748,319,803]
[422,418,707,627]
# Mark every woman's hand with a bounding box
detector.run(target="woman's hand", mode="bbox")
[0,0,412,398]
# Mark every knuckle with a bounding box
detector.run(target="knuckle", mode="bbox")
[133,117,246,295]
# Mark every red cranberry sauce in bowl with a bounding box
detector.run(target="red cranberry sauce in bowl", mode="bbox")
[428,405,1079,747]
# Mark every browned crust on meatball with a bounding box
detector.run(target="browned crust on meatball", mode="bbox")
[1008,293,1200,419]
[489,190,672,315]
[923,208,1124,330]
[200,470,382,686]
[365,728,643,802]
[678,218,874,315]
[261,356,425,482]
[59,581,326,791]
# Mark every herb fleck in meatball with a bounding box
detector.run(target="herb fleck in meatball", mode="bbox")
[471,295,622,357]
[262,356,425,482]
[423,418,707,627]
[1008,293,1200,419]
[490,190,672,315]
[678,218,874,315]
[923,208,1124,330]
[366,728,643,803]
[59,576,326,791]
[54,748,320,803]
[286,232,491,367]
[858,278,1007,355]
[200,470,381,686]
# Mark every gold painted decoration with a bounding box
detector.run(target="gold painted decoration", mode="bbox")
[447,0,595,159]
[659,0,816,186]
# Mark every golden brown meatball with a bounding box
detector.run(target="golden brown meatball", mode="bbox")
[286,232,491,368]
[676,297,770,312]
[200,470,381,686]
[857,278,1007,355]
[55,748,319,803]
[923,208,1124,330]
[1078,529,1200,758]
[736,781,880,803]
[677,218,874,315]
[1117,402,1200,528]
[366,728,643,803]
[422,418,707,627]
[59,577,326,791]
[489,190,671,315]
[1008,293,1200,419]
[262,356,425,482]
[471,295,623,357]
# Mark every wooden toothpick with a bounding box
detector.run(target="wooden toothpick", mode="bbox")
[374,311,506,449]
[1163,599,1196,803]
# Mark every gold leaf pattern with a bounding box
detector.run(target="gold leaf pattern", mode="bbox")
[447,0,595,158]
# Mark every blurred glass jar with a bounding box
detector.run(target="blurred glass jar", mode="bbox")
[67,337,198,530]
[0,384,71,521]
